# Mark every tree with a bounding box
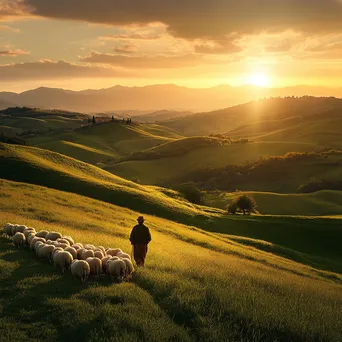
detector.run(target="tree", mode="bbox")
[177,182,203,204]
[227,201,237,214]
[111,115,115,122]
[92,115,96,124]
[228,195,257,215]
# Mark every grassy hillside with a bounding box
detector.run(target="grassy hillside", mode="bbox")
[174,151,342,193]
[107,141,319,184]
[163,97,342,136]
[0,143,217,225]
[0,179,342,341]
[204,190,342,216]
[29,122,180,165]
[0,107,87,135]
[0,144,342,274]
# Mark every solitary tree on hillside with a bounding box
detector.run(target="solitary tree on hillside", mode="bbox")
[228,195,257,215]
[92,115,96,124]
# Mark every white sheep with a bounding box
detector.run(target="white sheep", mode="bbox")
[76,248,86,259]
[12,232,26,247]
[101,255,113,273]
[122,258,134,279]
[37,244,55,262]
[35,230,49,238]
[107,259,126,281]
[94,250,104,259]
[52,247,64,259]
[27,233,36,246]
[23,227,36,240]
[65,246,77,259]
[35,241,45,255]
[54,242,69,249]
[106,248,122,256]
[117,252,131,260]
[56,238,70,246]
[12,225,27,235]
[81,249,95,260]
[71,260,90,282]
[71,244,81,250]
[84,244,95,250]
[30,237,46,250]
[86,257,102,278]
[96,246,106,254]
[3,223,14,237]
[53,250,73,273]
[45,231,62,241]
[62,236,74,245]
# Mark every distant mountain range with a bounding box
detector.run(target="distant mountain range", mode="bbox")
[1,84,342,113]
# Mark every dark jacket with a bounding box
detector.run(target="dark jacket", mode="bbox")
[130,224,151,245]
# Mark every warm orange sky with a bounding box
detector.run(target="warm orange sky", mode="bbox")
[1,0,342,92]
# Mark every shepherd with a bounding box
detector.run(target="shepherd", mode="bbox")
[130,216,151,266]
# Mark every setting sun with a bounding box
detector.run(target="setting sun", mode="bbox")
[247,72,271,87]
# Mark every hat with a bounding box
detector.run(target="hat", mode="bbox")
[137,216,144,223]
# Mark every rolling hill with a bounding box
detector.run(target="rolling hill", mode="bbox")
[106,140,319,185]
[29,121,182,165]
[204,190,342,216]
[0,107,88,136]
[1,178,341,341]
[173,151,342,193]
[0,143,342,273]
[163,96,342,136]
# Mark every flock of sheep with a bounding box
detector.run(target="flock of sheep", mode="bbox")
[2,223,134,282]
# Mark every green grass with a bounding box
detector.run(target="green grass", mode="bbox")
[107,141,317,185]
[29,122,179,165]
[0,145,342,274]
[0,111,87,134]
[0,179,342,341]
[0,143,220,224]
[204,190,342,216]
[175,151,342,193]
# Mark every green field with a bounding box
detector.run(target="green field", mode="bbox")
[1,179,342,341]
[1,98,342,341]
[0,108,87,135]
[204,190,342,216]
[107,141,317,185]
[29,122,180,165]
[1,143,342,273]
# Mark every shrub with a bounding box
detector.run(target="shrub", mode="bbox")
[0,133,27,145]
[177,182,203,204]
[228,195,257,215]
[227,202,237,214]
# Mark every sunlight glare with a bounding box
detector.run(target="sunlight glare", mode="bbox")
[247,72,271,87]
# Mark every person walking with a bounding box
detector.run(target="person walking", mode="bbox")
[130,216,151,266]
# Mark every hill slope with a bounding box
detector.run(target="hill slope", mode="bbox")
[0,178,342,341]
[29,122,182,165]
[0,107,88,135]
[107,140,319,185]
[0,143,342,273]
[163,97,342,136]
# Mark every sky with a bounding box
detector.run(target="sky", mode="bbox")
[1,0,342,92]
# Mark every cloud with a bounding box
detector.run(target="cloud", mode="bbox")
[79,51,208,69]
[113,44,137,54]
[0,25,20,32]
[0,59,134,80]
[0,49,30,56]
[20,0,342,41]
[0,0,32,20]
